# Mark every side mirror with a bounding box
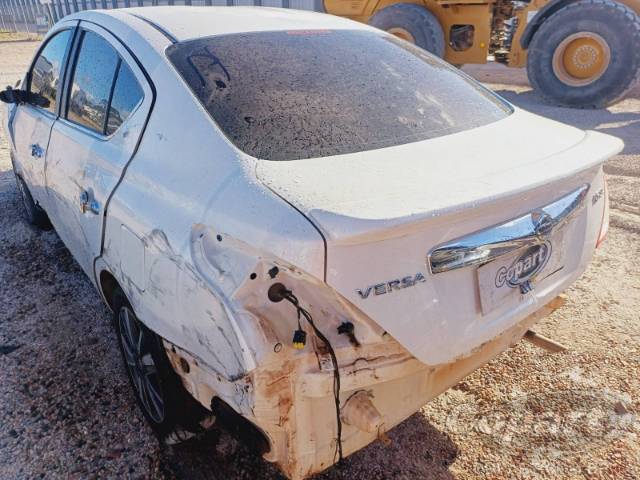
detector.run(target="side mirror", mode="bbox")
[0,86,26,104]
[0,86,49,108]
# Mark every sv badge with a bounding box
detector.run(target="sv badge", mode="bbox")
[356,273,426,299]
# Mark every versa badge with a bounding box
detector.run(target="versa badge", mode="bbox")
[356,273,426,299]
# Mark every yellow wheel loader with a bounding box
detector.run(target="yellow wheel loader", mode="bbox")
[324,0,640,107]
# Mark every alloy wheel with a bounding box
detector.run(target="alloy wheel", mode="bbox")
[118,307,165,424]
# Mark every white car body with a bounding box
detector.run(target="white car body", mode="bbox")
[2,6,622,479]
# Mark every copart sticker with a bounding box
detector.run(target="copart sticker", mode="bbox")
[495,241,552,289]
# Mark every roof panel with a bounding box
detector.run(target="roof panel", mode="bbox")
[120,6,372,41]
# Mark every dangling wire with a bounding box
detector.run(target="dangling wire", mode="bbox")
[281,289,344,463]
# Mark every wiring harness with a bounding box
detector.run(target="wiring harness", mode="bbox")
[268,283,344,463]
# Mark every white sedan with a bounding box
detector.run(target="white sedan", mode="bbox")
[1,6,622,479]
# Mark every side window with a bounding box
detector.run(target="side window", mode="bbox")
[67,31,119,133]
[29,29,72,114]
[106,62,144,135]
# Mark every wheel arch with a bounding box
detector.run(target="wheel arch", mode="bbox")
[98,268,121,311]
[521,0,640,49]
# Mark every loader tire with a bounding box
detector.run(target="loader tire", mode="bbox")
[527,0,640,108]
[369,3,445,57]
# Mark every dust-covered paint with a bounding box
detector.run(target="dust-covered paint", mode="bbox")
[2,6,622,480]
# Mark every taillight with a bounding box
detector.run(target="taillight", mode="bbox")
[596,179,609,249]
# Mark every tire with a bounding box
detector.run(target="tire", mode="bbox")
[15,175,51,229]
[113,288,210,444]
[527,0,640,108]
[369,3,445,57]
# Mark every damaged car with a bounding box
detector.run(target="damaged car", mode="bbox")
[1,6,622,479]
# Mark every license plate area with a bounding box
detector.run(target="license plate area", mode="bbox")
[477,230,566,315]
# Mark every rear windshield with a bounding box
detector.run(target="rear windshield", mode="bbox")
[167,29,512,161]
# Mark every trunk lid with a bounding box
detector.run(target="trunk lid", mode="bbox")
[256,109,623,365]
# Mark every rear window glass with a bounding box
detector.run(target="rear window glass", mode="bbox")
[167,30,512,161]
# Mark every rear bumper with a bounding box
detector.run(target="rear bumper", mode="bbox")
[165,295,566,480]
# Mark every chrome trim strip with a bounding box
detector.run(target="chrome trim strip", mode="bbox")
[428,184,590,274]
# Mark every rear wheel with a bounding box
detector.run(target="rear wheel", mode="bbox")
[113,288,210,444]
[369,3,445,57]
[527,0,640,108]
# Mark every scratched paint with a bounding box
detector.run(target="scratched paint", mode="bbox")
[7,8,618,480]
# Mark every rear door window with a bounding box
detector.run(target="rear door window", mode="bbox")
[67,30,120,133]
[29,29,73,114]
[106,62,144,135]
[65,30,144,135]
[167,29,512,161]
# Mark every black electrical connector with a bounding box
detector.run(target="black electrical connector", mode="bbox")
[337,321,360,347]
[267,282,288,302]
[292,329,307,349]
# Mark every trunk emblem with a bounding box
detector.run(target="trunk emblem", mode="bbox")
[531,210,554,236]
[495,241,552,289]
[356,273,426,299]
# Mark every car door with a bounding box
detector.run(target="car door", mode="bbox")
[9,25,75,207]
[45,22,152,280]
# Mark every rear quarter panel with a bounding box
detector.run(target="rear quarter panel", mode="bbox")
[96,30,325,381]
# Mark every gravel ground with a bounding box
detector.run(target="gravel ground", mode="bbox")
[1,42,639,480]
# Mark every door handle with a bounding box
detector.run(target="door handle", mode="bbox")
[30,143,44,158]
[79,189,100,215]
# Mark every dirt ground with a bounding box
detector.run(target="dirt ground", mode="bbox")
[0,42,639,480]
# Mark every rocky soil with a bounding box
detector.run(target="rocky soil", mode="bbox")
[1,42,639,479]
